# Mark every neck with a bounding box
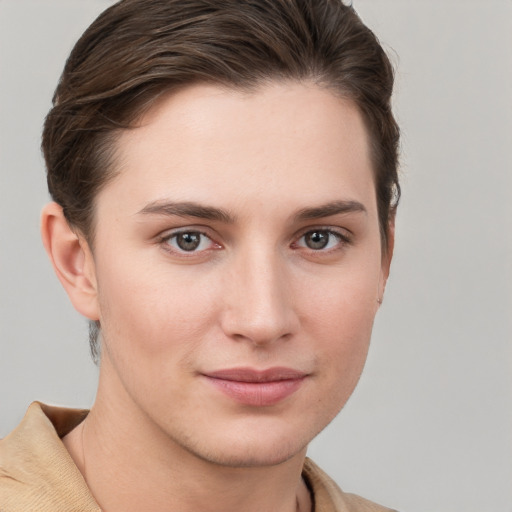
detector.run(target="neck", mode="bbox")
[63,369,311,512]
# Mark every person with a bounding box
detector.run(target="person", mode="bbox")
[0,0,400,510]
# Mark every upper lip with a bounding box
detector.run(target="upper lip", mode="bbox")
[204,367,308,383]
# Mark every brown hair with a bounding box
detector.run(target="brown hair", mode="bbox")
[42,0,400,360]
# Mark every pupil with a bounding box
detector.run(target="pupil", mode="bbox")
[177,232,201,251]
[306,231,328,250]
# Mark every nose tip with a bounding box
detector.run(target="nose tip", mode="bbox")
[219,256,298,346]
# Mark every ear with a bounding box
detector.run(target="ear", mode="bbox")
[41,202,100,321]
[378,215,395,303]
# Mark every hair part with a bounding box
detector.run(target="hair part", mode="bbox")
[42,0,400,361]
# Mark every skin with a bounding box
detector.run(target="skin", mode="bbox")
[42,81,393,512]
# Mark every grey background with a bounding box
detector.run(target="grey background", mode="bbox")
[1,1,511,511]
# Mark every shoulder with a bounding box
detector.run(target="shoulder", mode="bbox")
[303,458,398,512]
[0,402,100,512]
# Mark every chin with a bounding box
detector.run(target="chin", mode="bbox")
[174,418,315,469]
[196,439,308,469]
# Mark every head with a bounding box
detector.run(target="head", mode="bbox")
[41,0,399,467]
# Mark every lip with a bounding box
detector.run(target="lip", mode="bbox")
[202,367,307,406]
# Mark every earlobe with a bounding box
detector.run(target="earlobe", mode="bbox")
[41,202,100,321]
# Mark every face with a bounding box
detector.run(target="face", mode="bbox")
[87,82,390,467]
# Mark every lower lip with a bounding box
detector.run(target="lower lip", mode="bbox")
[205,377,305,406]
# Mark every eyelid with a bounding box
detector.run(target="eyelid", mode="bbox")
[295,224,352,241]
[157,223,216,241]
[158,227,222,255]
[292,226,353,251]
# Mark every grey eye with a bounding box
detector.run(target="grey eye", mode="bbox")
[304,231,330,250]
[163,230,220,255]
[169,231,206,252]
[176,232,201,251]
[296,229,345,251]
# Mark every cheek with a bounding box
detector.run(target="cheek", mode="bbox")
[298,261,380,386]
[94,260,219,406]
[95,254,218,360]
[306,295,375,426]
[300,258,380,336]
[319,297,374,383]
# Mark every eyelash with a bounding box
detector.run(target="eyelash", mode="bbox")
[293,228,352,253]
[158,227,352,256]
[159,229,220,256]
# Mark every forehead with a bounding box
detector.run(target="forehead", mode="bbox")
[99,81,376,218]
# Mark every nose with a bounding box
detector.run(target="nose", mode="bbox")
[219,247,299,346]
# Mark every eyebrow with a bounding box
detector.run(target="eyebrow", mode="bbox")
[138,200,236,223]
[138,199,366,224]
[293,200,367,221]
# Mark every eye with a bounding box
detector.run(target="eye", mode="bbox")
[163,230,217,253]
[295,229,348,251]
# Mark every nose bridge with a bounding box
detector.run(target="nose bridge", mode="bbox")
[221,241,297,345]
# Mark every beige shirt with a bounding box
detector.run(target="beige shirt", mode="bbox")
[0,402,396,512]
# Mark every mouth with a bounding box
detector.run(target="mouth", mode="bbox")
[202,367,308,406]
